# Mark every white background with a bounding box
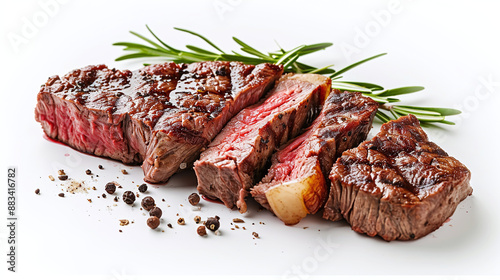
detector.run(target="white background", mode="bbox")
[1,0,499,279]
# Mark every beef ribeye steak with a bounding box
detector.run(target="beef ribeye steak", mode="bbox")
[35,62,283,183]
[323,114,472,241]
[194,74,331,213]
[251,90,378,225]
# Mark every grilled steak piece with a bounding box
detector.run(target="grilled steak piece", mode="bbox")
[323,114,472,241]
[194,74,330,213]
[35,62,283,183]
[251,90,378,225]
[142,62,283,183]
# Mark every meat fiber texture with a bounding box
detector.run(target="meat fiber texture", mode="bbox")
[194,74,330,213]
[35,62,283,183]
[323,114,473,241]
[251,90,378,225]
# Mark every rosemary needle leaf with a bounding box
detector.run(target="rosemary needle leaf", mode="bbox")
[282,53,301,69]
[395,105,461,116]
[307,64,335,74]
[129,31,169,52]
[174,27,225,54]
[375,86,425,97]
[275,45,306,65]
[219,54,268,64]
[375,110,392,123]
[233,37,271,59]
[331,81,373,93]
[185,45,219,56]
[115,53,158,61]
[330,53,387,79]
[340,81,384,91]
[385,98,401,103]
[393,106,442,116]
[298,43,334,56]
[363,95,390,104]
[146,25,180,52]
[411,115,446,122]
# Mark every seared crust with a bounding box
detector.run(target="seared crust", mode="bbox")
[323,115,473,241]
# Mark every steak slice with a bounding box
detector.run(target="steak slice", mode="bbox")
[194,74,330,213]
[142,62,283,183]
[35,64,150,164]
[251,90,378,225]
[323,114,472,241]
[35,62,283,183]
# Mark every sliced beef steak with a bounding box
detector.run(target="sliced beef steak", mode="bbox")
[194,74,330,213]
[251,90,378,225]
[323,114,472,241]
[35,62,283,183]
[143,62,283,183]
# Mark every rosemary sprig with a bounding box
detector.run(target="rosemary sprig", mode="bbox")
[113,26,460,125]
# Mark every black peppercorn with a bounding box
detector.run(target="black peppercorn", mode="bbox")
[149,207,162,218]
[141,196,155,211]
[122,191,135,204]
[188,193,200,206]
[138,183,148,193]
[105,182,116,194]
[205,216,220,231]
[147,216,160,229]
[197,226,207,236]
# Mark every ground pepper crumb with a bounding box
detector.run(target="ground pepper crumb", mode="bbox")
[48,175,54,181]
[194,216,201,223]
[58,175,68,181]
[233,218,244,223]
[85,169,92,175]
[121,169,128,175]
[58,193,65,197]
[35,189,40,195]
[252,232,259,238]
[177,218,185,225]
